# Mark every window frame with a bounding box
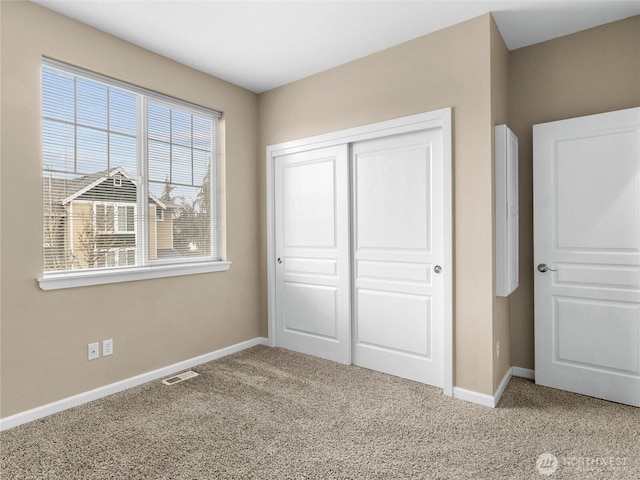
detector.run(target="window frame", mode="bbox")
[38,58,229,291]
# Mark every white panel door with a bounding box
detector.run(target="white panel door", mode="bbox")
[274,145,351,364]
[534,107,640,407]
[352,130,444,386]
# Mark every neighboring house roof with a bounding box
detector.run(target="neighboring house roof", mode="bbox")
[43,167,166,210]
[60,167,166,209]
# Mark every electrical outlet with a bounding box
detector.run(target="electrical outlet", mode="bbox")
[88,342,99,360]
[496,340,501,359]
[103,339,113,356]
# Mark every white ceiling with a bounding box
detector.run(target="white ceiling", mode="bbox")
[33,0,640,93]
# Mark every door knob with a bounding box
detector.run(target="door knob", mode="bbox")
[434,265,442,274]
[537,263,557,273]
[277,257,283,264]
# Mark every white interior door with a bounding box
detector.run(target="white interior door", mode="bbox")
[352,130,444,386]
[534,107,640,407]
[274,145,351,364]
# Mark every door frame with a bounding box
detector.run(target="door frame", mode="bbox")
[266,108,453,396]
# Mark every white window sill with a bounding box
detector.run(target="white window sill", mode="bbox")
[38,261,231,290]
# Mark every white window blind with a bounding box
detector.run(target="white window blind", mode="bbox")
[42,59,221,277]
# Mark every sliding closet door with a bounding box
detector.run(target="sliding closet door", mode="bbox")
[274,145,351,364]
[352,129,444,386]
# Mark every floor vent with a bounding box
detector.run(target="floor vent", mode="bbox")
[162,370,199,385]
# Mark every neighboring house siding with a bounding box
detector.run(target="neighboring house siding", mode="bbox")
[77,178,137,203]
[70,199,139,269]
[149,205,157,261]
[71,202,92,269]
[157,218,173,251]
[43,211,70,271]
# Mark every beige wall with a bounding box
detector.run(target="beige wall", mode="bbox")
[490,17,512,392]
[0,1,261,417]
[508,15,640,370]
[259,14,499,395]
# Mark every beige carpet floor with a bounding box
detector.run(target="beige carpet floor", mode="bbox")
[1,345,638,479]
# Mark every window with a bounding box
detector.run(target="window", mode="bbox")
[97,247,136,268]
[116,205,135,233]
[95,204,115,233]
[40,59,228,289]
[94,203,135,233]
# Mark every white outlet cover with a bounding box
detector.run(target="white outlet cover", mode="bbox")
[88,342,99,360]
[103,339,113,356]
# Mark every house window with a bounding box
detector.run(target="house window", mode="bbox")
[41,59,226,287]
[116,205,135,233]
[97,247,136,268]
[94,203,135,234]
[95,204,115,233]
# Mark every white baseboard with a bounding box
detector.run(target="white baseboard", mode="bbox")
[0,337,269,432]
[453,386,496,408]
[453,368,510,408]
[512,366,535,380]
[453,366,531,408]
[492,367,512,407]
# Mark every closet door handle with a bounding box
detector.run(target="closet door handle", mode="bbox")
[277,258,283,264]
